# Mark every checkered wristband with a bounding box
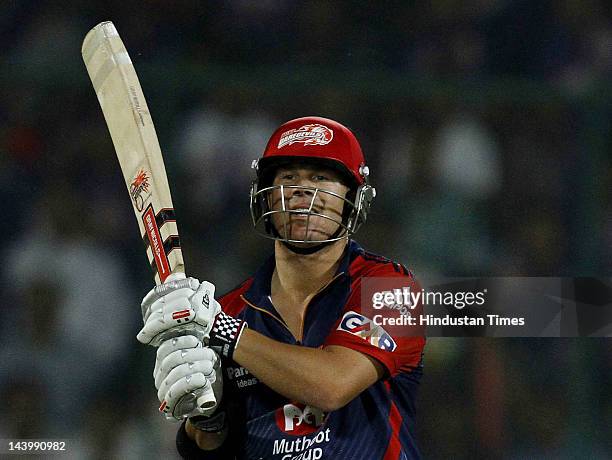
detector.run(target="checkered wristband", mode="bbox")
[209,311,247,359]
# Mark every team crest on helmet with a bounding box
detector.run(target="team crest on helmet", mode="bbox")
[278,124,333,148]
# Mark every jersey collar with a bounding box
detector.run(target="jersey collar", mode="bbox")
[242,239,363,315]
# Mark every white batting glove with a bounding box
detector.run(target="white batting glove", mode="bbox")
[154,335,223,420]
[137,275,247,359]
[137,274,221,346]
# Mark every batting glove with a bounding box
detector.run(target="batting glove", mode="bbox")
[137,275,247,359]
[154,335,223,420]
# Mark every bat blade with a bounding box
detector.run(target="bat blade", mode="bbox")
[81,21,183,284]
[82,21,215,414]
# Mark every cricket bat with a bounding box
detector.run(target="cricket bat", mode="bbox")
[81,21,216,415]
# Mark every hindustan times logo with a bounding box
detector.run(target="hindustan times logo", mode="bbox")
[372,286,487,311]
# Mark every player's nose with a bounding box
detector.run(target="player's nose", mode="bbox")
[291,186,314,196]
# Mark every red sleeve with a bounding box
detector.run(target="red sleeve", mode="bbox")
[323,265,425,377]
[219,278,253,317]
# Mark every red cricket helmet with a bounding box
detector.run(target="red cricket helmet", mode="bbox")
[256,116,370,187]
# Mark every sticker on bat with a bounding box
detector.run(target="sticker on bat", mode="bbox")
[143,204,171,282]
[130,169,152,212]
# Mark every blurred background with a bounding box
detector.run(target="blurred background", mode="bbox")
[0,1,610,458]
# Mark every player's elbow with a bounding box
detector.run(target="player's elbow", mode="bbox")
[321,395,352,413]
[310,381,355,412]
[309,392,344,412]
[307,348,380,411]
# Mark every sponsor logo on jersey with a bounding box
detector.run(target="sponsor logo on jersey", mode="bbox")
[272,429,330,459]
[226,366,259,389]
[278,124,334,148]
[275,403,327,436]
[337,311,397,352]
[130,169,151,212]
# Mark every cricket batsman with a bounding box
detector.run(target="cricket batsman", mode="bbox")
[137,117,426,459]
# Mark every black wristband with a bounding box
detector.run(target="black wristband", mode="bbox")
[208,311,247,359]
[190,411,227,433]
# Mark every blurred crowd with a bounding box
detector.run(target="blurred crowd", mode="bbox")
[0,1,610,458]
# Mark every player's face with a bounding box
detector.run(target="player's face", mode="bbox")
[269,165,350,243]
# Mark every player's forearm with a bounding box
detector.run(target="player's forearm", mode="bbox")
[233,329,358,411]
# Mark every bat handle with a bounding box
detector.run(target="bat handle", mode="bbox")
[174,384,218,419]
[196,385,217,409]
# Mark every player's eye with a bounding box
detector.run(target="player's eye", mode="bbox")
[313,174,330,181]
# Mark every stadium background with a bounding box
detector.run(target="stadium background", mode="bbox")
[0,1,610,458]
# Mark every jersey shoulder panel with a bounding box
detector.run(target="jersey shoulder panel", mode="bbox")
[326,249,425,377]
[219,277,253,317]
[349,249,414,280]
[346,250,417,314]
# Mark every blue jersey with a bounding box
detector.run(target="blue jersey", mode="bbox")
[178,241,425,460]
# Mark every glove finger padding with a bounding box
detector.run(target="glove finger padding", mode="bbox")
[153,335,202,388]
[155,345,217,389]
[154,335,201,380]
[157,360,216,401]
